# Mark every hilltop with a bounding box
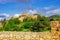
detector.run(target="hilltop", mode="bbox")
[0,12,51,32]
[49,15,60,21]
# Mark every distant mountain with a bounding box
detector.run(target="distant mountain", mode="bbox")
[49,15,60,21]
[49,15,60,18]
[0,15,6,18]
[0,15,6,21]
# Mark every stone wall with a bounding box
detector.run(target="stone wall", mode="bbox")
[0,32,51,40]
[0,21,60,40]
[51,21,60,40]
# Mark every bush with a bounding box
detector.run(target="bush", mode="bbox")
[31,15,51,32]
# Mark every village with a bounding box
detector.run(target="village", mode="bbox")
[0,12,43,28]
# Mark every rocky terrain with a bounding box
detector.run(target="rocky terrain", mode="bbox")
[0,21,59,40]
[0,32,51,40]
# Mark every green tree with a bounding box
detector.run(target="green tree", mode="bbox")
[9,18,20,24]
[37,15,49,21]
[31,15,51,32]
[3,24,19,31]
[3,18,20,31]
[2,19,7,26]
[23,17,36,22]
[0,27,3,31]
[23,17,28,22]
[19,22,34,31]
[31,21,50,32]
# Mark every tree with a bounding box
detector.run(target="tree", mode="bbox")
[23,22,33,29]
[3,24,19,31]
[19,22,34,31]
[31,15,51,32]
[2,19,8,26]
[9,18,20,24]
[37,15,49,21]
[3,18,20,31]
[31,21,50,32]
[28,18,36,22]
[31,21,40,32]
[0,27,3,31]
[23,17,28,22]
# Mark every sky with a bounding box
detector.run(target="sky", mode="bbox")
[0,0,60,20]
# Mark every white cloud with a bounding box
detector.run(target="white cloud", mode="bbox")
[46,8,60,15]
[13,14,21,18]
[28,9,37,14]
[0,13,10,17]
[3,13,9,17]
[0,18,4,21]
[0,13,10,21]
[43,6,57,11]
[44,7,51,10]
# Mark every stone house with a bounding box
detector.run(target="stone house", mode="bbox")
[19,12,28,22]
[19,13,43,22]
[11,12,42,22]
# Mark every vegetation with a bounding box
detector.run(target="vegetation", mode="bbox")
[49,15,60,21]
[0,14,51,32]
[31,15,51,32]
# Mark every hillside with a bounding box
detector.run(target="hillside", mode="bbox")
[0,14,51,32]
[49,15,60,18]
[49,15,60,21]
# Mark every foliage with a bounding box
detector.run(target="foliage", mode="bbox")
[23,17,36,22]
[2,18,20,31]
[0,15,51,32]
[19,22,34,31]
[0,27,3,31]
[3,23,20,31]
[9,18,20,24]
[31,15,51,32]
[49,15,60,21]
[2,19,7,26]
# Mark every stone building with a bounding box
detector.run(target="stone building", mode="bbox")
[22,12,28,16]
[31,14,38,20]
[19,12,28,22]
[11,12,43,22]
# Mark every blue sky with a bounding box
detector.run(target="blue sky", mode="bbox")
[0,0,60,20]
